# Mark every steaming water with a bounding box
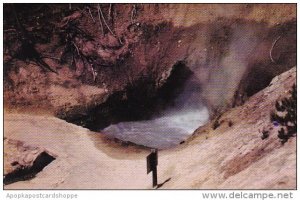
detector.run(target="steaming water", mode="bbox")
[102,75,209,149]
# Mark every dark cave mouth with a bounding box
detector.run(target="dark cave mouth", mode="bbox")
[63,61,210,149]
[65,61,194,130]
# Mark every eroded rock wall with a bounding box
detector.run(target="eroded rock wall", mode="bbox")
[4,4,296,118]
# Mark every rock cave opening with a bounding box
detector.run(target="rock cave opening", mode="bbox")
[66,61,209,149]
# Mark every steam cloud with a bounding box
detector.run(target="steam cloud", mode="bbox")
[103,73,209,149]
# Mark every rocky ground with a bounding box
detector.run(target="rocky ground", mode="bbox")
[4,67,296,189]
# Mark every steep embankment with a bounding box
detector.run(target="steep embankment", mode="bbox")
[4,4,296,120]
[4,67,296,189]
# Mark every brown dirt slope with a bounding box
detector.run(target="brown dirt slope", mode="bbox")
[4,4,296,118]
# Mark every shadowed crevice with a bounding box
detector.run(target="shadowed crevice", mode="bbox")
[4,152,56,185]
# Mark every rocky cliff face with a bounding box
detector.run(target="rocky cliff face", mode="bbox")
[4,4,296,120]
